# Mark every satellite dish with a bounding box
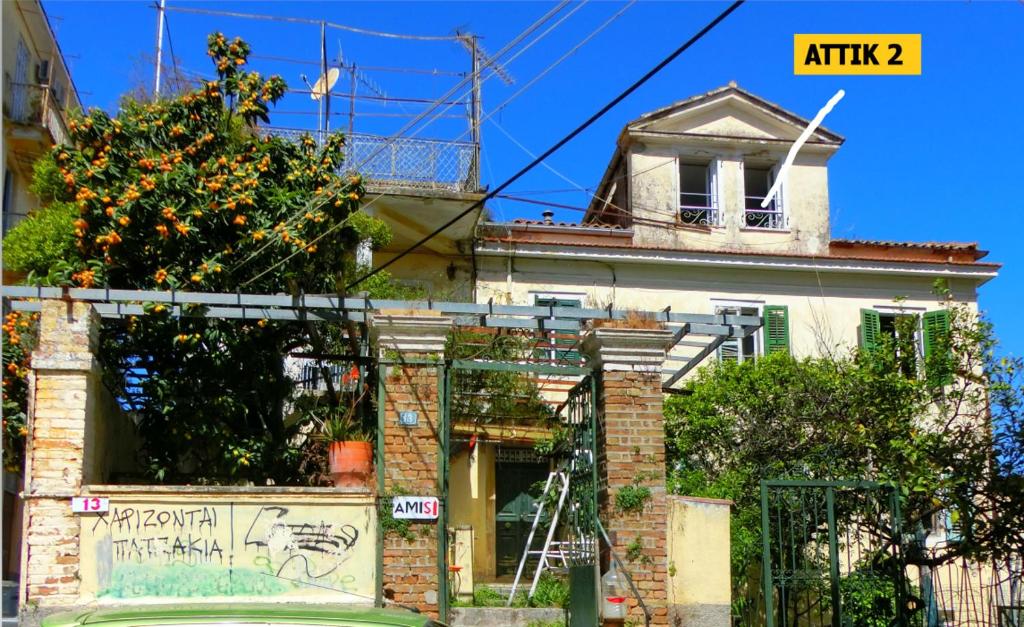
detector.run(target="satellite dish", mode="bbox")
[310,68,340,101]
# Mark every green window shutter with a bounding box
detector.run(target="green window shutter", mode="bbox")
[922,310,950,358]
[923,309,953,385]
[535,297,581,364]
[859,309,881,350]
[763,305,790,355]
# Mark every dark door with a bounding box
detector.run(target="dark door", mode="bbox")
[495,461,549,578]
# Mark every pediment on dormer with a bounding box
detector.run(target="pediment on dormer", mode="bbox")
[627,84,844,145]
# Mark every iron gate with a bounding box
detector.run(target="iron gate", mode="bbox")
[761,480,910,627]
[562,374,600,627]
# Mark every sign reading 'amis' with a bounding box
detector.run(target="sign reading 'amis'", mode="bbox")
[391,496,439,520]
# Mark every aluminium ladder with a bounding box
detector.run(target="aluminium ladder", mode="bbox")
[506,467,572,605]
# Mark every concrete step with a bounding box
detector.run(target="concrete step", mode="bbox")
[449,607,566,627]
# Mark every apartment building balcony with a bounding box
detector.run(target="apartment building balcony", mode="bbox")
[265,127,485,258]
[4,81,70,157]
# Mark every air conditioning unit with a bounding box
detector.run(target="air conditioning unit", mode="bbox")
[35,60,50,84]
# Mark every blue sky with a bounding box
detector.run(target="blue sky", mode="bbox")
[45,1,1023,357]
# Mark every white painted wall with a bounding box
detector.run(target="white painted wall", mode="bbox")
[475,254,978,362]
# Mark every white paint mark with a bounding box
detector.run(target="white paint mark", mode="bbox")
[761,89,845,209]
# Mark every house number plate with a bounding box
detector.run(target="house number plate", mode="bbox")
[398,410,418,426]
[71,496,109,513]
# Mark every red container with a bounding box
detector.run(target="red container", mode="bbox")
[328,441,373,488]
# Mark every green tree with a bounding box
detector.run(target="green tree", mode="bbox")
[3,33,396,483]
[665,294,1024,616]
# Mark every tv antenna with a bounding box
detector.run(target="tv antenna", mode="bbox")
[336,45,393,136]
[456,31,515,86]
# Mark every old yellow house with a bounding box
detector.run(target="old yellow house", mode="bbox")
[421,84,1000,587]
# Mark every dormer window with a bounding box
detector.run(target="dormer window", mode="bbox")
[743,164,785,230]
[678,159,721,226]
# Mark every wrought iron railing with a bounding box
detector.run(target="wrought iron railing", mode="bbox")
[745,196,786,230]
[679,191,719,226]
[4,81,70,146]
[264,127,479,193]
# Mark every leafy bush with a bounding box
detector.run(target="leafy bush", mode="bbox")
[529,572,570,609]
[471,585,508,607]
[615,484,651,514]
[2,201,77,276]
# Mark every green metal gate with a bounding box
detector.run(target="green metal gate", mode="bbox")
[561,375,600,627]
[761,480,909,627]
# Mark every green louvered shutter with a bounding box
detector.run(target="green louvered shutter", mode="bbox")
[535,297,581,364]
[923,309,952,385]
[763,305,790,355]
[859,309,881,350]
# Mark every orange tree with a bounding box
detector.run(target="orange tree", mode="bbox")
[15,33,392,483]
[2,311,37,472]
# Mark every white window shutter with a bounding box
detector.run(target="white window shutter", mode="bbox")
[770,163,787,225]
[708,159,725,225]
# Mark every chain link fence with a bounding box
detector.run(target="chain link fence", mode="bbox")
[264,127,479,193]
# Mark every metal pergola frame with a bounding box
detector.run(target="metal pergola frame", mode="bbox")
[1,286,762,392]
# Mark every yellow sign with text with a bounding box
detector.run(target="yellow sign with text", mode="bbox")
[794,34,921,75]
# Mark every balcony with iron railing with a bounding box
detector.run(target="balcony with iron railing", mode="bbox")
[744,196,786,230]
[4,81,70,148]
[679,191,720,227]
[264,127,480,195]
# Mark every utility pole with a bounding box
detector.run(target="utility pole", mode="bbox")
[321,21,330,137]
[154,0,166,98]
[469,35,481,191]
[348,63,356,137]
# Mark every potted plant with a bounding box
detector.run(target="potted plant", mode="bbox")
[318,408,372,488]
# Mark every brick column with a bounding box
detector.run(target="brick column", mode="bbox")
[375,314,451,617]
[20,300,100,616]
[583,327,674,625]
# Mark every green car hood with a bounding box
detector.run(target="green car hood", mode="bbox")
[41,604,438,627]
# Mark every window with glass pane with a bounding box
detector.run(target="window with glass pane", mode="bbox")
[879,311,921,377]
[679,161,716,226]
[743,165,785,229]
[716,305,759,363]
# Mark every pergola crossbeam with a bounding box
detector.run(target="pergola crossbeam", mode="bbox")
[3,287,761,381]
[662,335,729,391]
[1,286,760,328]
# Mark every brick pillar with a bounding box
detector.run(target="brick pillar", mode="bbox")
[375,314,451,617]
[20,301,100,615]
[583,327,674,625]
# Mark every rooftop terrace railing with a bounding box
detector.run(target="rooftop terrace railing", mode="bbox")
[265,127,480,194]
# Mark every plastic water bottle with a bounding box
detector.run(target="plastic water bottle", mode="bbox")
[601,563,628,620]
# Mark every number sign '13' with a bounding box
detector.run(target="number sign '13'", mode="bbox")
[71,496,109,513]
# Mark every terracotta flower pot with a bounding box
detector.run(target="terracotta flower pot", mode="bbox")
[328,441,373,488]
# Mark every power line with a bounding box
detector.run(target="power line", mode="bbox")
[249,53,467,77]
[481,1,637,129]
[162,11,185,93]
[344,0,745,291]
[486,118,685,223]
[160,4,463,42]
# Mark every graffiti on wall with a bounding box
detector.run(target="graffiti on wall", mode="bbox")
[79,498,376,601]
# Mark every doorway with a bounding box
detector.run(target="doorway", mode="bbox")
[494,456,549,579]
